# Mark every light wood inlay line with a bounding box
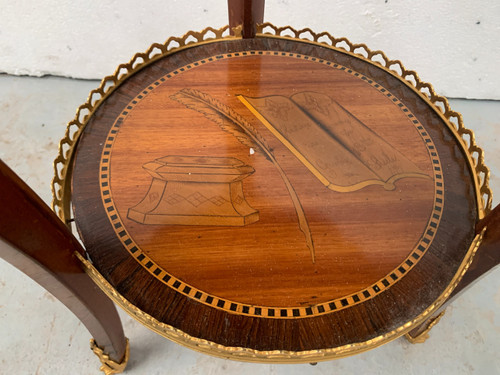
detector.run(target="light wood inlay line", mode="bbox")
[98,51,443,318]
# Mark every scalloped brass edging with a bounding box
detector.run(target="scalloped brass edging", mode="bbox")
[52,23,492,224]
[254,23,492,219]
[53,24,492,361]
[51,25,241,223]
[75,229,485,363]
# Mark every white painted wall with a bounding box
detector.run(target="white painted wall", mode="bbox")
[0,0,499,99]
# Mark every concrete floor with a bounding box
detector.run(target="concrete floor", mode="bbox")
[0,74,499,374]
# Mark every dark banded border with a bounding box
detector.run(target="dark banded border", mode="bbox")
[98,51,444,319]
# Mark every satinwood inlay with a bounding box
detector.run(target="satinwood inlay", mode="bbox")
[97,51,442,318]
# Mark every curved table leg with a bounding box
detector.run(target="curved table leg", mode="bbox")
[406,204,500,343]
[0,159,128,373]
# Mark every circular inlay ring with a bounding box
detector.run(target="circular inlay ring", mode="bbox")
[99,50,443,318]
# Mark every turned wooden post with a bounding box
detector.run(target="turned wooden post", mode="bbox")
[228,0,265,38]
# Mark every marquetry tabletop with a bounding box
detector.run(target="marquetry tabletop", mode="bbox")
[65,32,480,361]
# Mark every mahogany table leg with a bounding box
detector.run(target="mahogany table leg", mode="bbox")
[0,160,128,373]
[406,204,500,343]
[228,0,265,38]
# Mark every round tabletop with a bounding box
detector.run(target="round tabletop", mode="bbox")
[64,29,481,361]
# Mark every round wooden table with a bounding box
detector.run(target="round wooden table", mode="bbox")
[53,25,491,362]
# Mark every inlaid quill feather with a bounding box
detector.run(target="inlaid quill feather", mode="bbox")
[170,88,315,263]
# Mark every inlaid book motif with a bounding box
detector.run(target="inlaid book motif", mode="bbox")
[239,92,429,192]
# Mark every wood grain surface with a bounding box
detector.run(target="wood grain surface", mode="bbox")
[228,0,265,38]
[0,160,127,363]
[71,38,477,352]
